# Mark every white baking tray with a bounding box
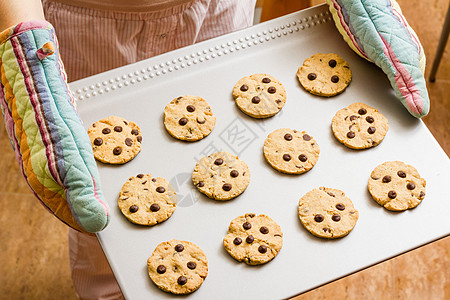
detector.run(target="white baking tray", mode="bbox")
[70,4,450,299]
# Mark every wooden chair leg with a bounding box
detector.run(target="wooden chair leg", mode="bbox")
[260,0,312,22]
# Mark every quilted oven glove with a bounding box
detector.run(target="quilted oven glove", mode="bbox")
[326,0,430,118]
[0,20,109,234]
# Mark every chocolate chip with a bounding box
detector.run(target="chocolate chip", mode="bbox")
[303,134,311,141]
[298,154,307,162]
[331,75,339,83]
[248,213,255,218]
[349,115,359,121]
[262,77,271,83]
[382,175,391,183]
[252,96,261,104]
[197,181,204,187]
[114,126,122,132]
[137,136,142,142]
[260,226,269,234]
[175,244,184,252]
[102,128,111,134]
[137,174,144,178]
[240,84,248,91]
[222,183,232,191]
[368,127,376,134]
[141,180,147,184]
[284,133,293,141]
[283,154,291,161]
[397,171,406,178]
[332,214,341,222]
[157,265,166,274]
[92,123,96,127]
[125,138,133,146]
[93,138,103,146]
[151,178,157,182]
[233,237,242,245]
[329,59,337,68]
[150,204,160,212]
[246,235,254,243]
[177,276,187,285]
[388,191,397,199]
[347,131,355,139]
[420,191,425,198]
[314,214,324,222]
[323,228,331,233]
[156,186,165,193]
[214,158,223,165]
[407,182,416,190]
[243,222,252,230]
[197,117,206,124]
[186,105,195,112]
[131,129,139,135]
[275,99,282,104]
[366,116,374,123]
[308,73,317,80]
[258,245,267,253]
[268,86,276,94]
[327,192,335,197]
[129,205,138,213]
[187,261,196,270]
[230,170,239,177]
[358,108,367,115]
[336,203,345,210]
[179,118,188,125]
[113,147,122,155]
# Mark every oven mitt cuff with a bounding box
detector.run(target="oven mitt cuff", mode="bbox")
[0,20,109,233]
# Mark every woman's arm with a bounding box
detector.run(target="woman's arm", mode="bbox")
[0,0,45,31]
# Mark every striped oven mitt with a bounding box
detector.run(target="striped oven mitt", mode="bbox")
[0,20,109,233]
[326,0,429,118]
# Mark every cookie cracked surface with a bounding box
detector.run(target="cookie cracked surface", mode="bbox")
[147,239,208,294]
[332,102,389,149]
[118,173,177,225]
[88,116,142,164]
[164,95,216,141]
[233,73,286,118]
[368,161,426,211]
[223,213,283,265]
[298,187,359,239]
[263,128,320,174]
[297,53,352,97]
[192,151,250,200]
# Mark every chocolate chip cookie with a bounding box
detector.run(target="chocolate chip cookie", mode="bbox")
[88,116,142,164]
[163,95,216,141]
[232,73,286,118]
[297,53,352,97]
[298,187,359,239]
[368,161,426,211]
[192,151,250,200]
[118,173,177,225]
[147,239,208,294]
[223,213,283,265]
[332,102,389,149]
[263,128,320,174]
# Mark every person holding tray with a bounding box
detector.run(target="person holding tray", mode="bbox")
[0,0,256,299]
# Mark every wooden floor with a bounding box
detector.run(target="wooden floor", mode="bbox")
[1,0,449,299]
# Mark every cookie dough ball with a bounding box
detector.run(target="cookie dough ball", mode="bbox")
[368,161,426,211]
[88,116,142,164]
[297,53,352,97]
[233,73,286,118]
[223,213,283,265]
[164,95,216,141]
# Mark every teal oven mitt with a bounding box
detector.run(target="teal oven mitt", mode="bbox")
[326,0,429,118]
[0,20,109,233]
